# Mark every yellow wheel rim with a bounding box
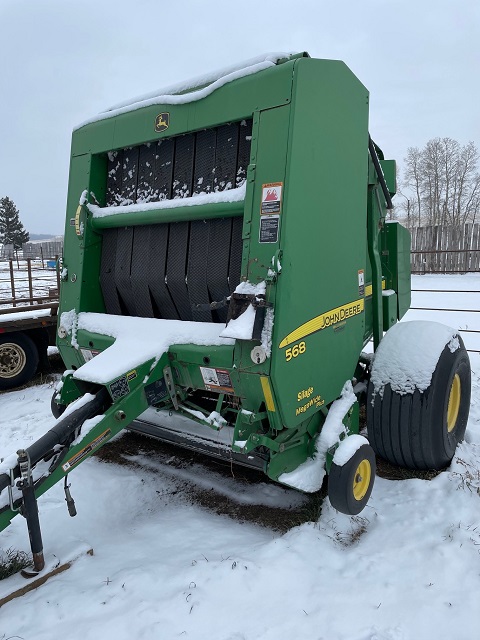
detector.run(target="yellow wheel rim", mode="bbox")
[447,373,461,433]
[353,459,371,501]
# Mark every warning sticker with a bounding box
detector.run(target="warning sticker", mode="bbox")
[62,429,112,472]
[259,215,280,243]
[261,182,283,215]
[200,367,234,393]
[80,348,100,362]
[358,270,365,297]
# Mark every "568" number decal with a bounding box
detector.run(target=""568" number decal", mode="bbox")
[285,341,306,362]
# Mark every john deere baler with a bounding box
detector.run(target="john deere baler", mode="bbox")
[0,53,470,573]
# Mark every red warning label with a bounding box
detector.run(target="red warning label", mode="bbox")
[261,182,283,215]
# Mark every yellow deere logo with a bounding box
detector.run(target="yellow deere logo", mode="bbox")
[154,112,170,132]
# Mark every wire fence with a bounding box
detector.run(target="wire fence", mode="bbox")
[410,287,480,354]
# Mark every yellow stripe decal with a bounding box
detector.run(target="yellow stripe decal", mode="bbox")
[365,280,386,297]
[279,299,365,349]
[75,205,82,236]
[260,376,276,412]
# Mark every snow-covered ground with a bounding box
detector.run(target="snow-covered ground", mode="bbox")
[1,274,479,639]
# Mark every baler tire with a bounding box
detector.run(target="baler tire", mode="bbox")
[367,338,470,470]
[328,444,376,516]
[0,333,39,390]
[51,390,67,419]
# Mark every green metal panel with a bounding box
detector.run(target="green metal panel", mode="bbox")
[382,291,398,330]
[72,62,296,157]
[233,104,290,377]
[380,159,397,196]
[270,58,369,426]
[383,221,411,319]
[91,199,244,228]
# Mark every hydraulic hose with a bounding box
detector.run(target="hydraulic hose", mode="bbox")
[0,387,111,494]
[368,136,394,211]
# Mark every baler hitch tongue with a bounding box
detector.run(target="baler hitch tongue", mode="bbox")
[0,387,112,577]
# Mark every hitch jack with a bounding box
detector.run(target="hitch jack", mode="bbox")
[16,449,45,577]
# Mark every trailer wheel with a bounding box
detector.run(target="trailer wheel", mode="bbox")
[328,439,376,515]
[0,333,39,390]
[367,328,471,470]
[51,390,67,419]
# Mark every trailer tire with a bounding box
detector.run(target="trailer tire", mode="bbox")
[0,333,39,390]
[328,441,376,515]
[367,335,470,470]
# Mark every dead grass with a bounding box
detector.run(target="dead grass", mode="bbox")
[375,455,440,481]
[321,515,371,547]
[450,457,480,495]
[0,548,32,581]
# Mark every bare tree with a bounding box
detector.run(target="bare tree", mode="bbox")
[397,138,480,228]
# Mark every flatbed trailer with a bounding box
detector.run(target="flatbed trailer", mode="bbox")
[0,258,60,389]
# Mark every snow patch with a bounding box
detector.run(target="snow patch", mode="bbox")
[88,183,246,218]
[317,381,357,452]
[371,320,459,396]
[279,381,357,492]
[234,280,266,296]
[0,308,52,324]
[260,308,274,358]
[58,393,97,423]
[73,313,234,384]
[75,53,290,130]
[333,434,369,466]
[220,303,256,340]
[71,415,104,446]
[0,452,19,476]
[220,281,268,341]
[59,309,78,348]
[206,411,227,429]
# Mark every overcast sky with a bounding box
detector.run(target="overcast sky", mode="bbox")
[1,0,479,234]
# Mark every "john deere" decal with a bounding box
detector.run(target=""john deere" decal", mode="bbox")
[279,299,364,348]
